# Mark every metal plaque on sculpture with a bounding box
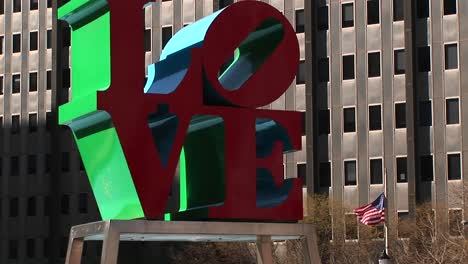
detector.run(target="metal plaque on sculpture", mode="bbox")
[58,0,303,221]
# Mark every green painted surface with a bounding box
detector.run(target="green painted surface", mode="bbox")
[58,1,144,220]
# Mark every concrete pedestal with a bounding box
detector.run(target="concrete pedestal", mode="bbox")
[65,220,322,264]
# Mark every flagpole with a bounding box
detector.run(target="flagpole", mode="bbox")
[379,169,391,263]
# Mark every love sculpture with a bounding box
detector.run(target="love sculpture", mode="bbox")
[58,0,303,221]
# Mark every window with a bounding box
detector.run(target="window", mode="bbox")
[46,112,53,130]
[162,26,172,49]
[296,9,305,33]
[394,49,405,74]
[345,214,358,239]
[47,0,52,8]
[46,30,52,49]
[446,98,459,124]
[8,240,18,259]
[395,103,406,128]
[13,34,21,53]
[297,163,306,186]
[46,70,51,90]
[368,52,381,77]
[30,31,38,51]
[79,158,85,171]
[396,157,407,182]
[30,0,38,10]
[318,58,329,82]
[297,61,305,84]
[29,72,38,91]
[449,209,462,236]
[417,0,429,18]
[448,154,461,180]
[420,155,433,181]
[43,238,49,258]
[394,0,404,21]
[0,76,3,94]
[370,159,383,184]
[61,195,70,214]
[369,105,382,131]
[62,152,69,172]
[9,198,18,217]
[342,3,354,28]
[45,154,52,173]
[319,162,331,187]
[12,74,20,93]
[219,0,233,8]
[344,107,356,133]
[367,0,379,25]
[13,0,21,12]
[345,160,357,185]
[26,239,35,258]
[343,55,355,80]
[79,193,88,214]
[10,156,19,176]
[444,0,457,15]
[319,109,330,135]
[445,44,458,70]
[0,0,3,14]
[44,196,50,216]
[301,111,306,135]
[418,46,431,72]
[63,68,70,89]
[419,101,432,126]
[12,115,20,134]
[63,26,71,47]
[27,155,36,174]
[27,196,36,216]
[144,29,151,52]
[0,35,4,54]
[318,6,329,31]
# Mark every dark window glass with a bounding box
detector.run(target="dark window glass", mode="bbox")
[63,68,70,89]
[342,3,354,28]
[420,155,433,181]
[26,239,35,258]
[162,26,172,49]
[319,162,331,187]
[60,237,68,258]
[44,196,50,216]
[369,105,382,131]
[12,115,20,134]
[0,76,3,94]
[0,35,4,54]
[343,55,355,80]
[417,0,429,18]
[318,6,329,31]
[448,154,461,180]
[0,0,4,14]
[61,195,69,214]
[27,196,36,216]
[43,238,49,257]
[12,74,20,93]
[10,156,19,176]
[394,49,405,74]
[445,44,458,70]
[63,26,70,47]
[46,30,52,49]
[62,152,69,172]
[30,0,38,10]
[345,160,357,185]
[297,163,306,186]
[318,58,329,82]
[419,101,432,126]
[79,158,85,171]
[13,34,21,53]
[9,198,18,217]
[46,112,53,130]
[449,209,462,236]
[29,31,38,51]
[8,240,18,259]
[444,0,457,15]
[45,154,52,173]
[418,46,431,72]
[397,157,407,182]
[370,159,383,184]
[344,108,356,133]
[368,52,381,77]
[367,0,379,25]
[395,103,406,128]
[345,214,358,239]
[297,61,305,84]
[220,0,233,8]
[13,0,21,12]
[296,9,305,33]
[29,72,37,91]
[394,0,404,21]
[79,193,88,214]
[144,29,151,52]
[301,111,306,136]
[46,70,51,90]
[47,0,52,8]
[446,98,459,124]
[28,155,36,174]
[319,109,330,135]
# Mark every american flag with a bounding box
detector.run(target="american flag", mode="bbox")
[353,193,386,226]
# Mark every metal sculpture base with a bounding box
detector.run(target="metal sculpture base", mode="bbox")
[65,220,322,264]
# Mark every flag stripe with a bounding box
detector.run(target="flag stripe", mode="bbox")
[353,193,386,226]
